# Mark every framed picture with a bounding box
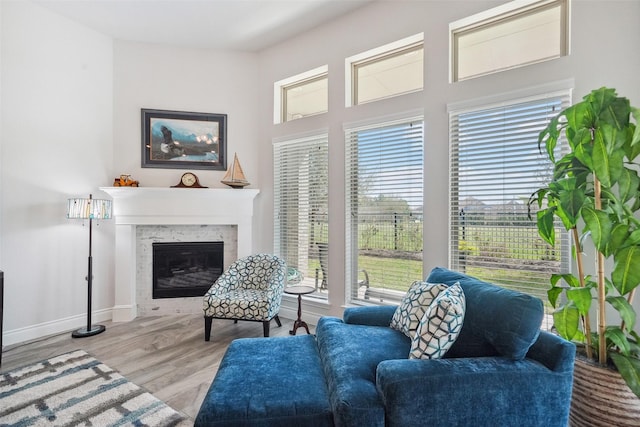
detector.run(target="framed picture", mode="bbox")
[141,109,227,170]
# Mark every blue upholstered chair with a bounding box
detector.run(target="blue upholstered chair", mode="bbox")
[196,267,575,426]
[202,254,286,341]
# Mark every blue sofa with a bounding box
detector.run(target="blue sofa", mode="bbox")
[196,267,575,427]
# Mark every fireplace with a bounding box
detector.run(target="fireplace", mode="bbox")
[152,241,223,299]
[100,187,259,321]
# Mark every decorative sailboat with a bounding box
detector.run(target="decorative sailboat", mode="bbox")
[221,153,250,188]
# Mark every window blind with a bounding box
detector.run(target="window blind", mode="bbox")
[345,117,424,303]
[274,134,329,296]
[449,92,571,303]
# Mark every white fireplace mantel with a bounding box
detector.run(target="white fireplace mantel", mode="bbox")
[100,187,260,322]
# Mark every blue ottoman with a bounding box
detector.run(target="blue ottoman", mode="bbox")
[195,334,333,427]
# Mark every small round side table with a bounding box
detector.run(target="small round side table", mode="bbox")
[284,285,315,335]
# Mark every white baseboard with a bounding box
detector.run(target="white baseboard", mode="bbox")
[111,305,137,322]
[2,309,112,347]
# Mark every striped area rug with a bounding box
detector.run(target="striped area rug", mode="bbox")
[0,350,188,426]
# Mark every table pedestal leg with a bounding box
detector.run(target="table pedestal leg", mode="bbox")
[290,294,310,335]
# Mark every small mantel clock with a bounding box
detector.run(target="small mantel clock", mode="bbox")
[172,172,208,188]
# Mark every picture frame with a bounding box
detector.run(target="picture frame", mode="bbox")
[141,108,227,170]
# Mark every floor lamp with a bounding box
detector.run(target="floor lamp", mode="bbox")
[67,194,112,338]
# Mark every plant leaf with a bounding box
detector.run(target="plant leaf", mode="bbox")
[587,87,618,119]
[617,168,640,204]
[606,326,630,355]
[603,192,627,226]
[593,126,624,188]
[572,128,594,169]
[528,189,543,216]
[553,304,580,340]
[607,295,636,331]
[625,229,640,246]
[558,188,585,227]
[608,224,630,258]
[565,102,593,132]
[599,122,625,150]
[567,287,593,315]
[624,123,640,161]
[582,206,613,253]
[537,209,556,246]
[548,286,563,308]
[539,116,561,163]
[551,273,581,288]
[612,245,640,295]
[610,352,640,399]
[599,94,631,130]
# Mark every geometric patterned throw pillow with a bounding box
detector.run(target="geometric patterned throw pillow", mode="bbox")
[390,281,448,338]
[409,282,466,359]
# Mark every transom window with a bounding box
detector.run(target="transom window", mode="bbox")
[346,34,423,107]
[450,0,570,82]
[274,66,328,124]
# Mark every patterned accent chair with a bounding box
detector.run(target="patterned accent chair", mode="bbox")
[203,254,287,341]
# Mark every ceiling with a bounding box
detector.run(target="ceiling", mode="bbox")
[34,0,375,51]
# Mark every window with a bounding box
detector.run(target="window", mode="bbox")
[450,0,570,82]
[345,116,424,304]
[274,133,329,298]
[448,91,571,312]
[274,66,328,124]
[346,34,423,107]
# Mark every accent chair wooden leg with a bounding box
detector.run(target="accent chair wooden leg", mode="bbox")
[263,320,270,337]
[274,315,282,327]
[204,317,213,342]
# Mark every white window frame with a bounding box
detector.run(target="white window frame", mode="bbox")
[274,65,328,124]
[273,132,329,299]
[345,33,424,108]
[449,0,570,83]
[344,112,424,305]
[447,82,573,325]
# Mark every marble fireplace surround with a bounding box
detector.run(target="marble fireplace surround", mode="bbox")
[100,187,259,322]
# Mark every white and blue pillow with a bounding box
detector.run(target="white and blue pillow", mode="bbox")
[409,283,466,359]
[390,281,449,338]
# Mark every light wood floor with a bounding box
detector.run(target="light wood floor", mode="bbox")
[1,314,309,423]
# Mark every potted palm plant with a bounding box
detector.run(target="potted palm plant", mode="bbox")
[529,87,640,424]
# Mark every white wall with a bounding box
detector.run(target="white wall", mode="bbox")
[112,41,260,189]
[2,0,639,345]
[1,1,114,344]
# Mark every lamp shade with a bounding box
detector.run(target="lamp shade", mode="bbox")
[67,195,112,220]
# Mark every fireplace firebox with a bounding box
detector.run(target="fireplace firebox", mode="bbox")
[152,242,223,299]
